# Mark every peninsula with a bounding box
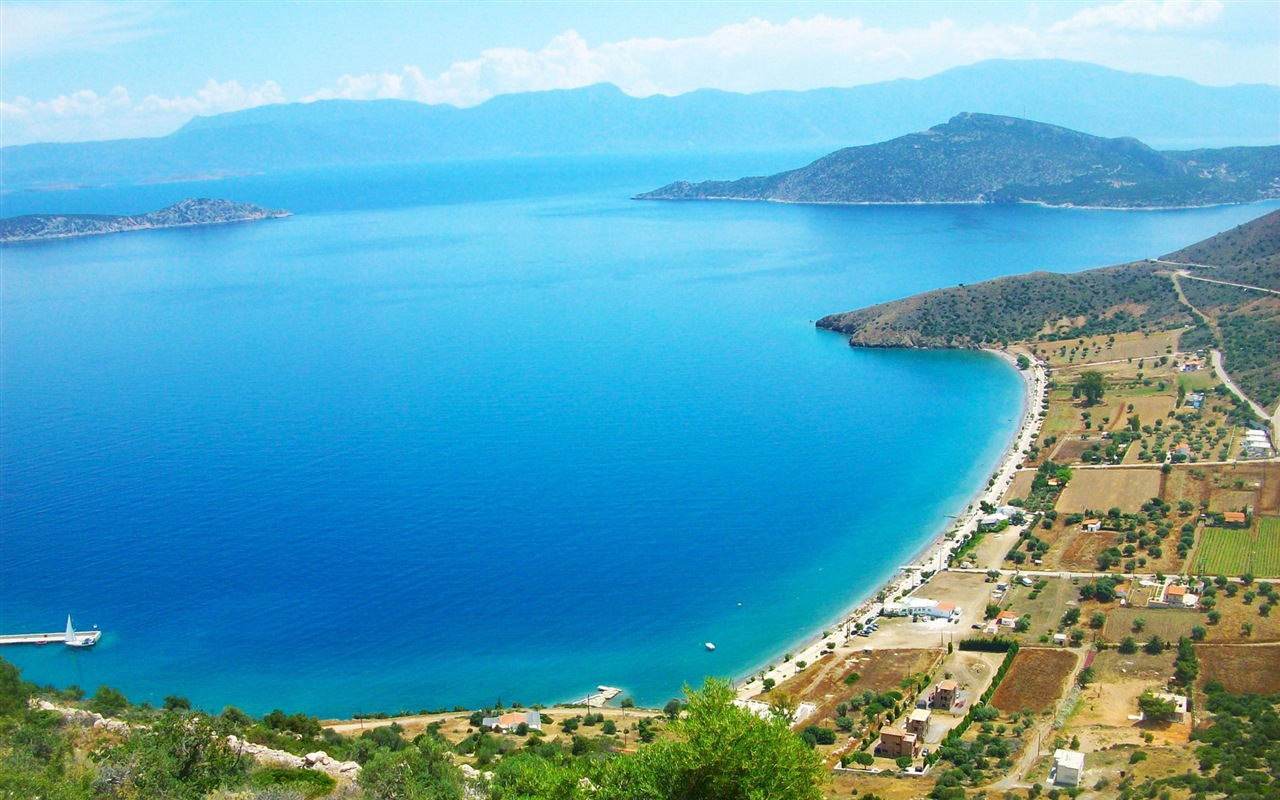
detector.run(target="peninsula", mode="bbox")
[636,113,1280,208]
[817,208,1280,414]
[0,198,291,243]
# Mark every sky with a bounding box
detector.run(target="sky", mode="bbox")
[1,0,1277,147]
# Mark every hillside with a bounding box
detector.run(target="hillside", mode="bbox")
[0,198,290,243]
[816,262,1193,348]
[4,59,1279,190]
[637,113,1280,208]
[1165,208,1280,290]
[817,208,1280,411]
[1163,210,1280,408]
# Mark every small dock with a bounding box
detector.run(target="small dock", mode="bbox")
[0,630,101,647]
[568,685,623,707]
[0,616,101,648]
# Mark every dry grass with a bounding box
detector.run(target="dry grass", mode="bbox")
[1002,470,1036,504]
[989,648,1078,714]
[1100,607,1200,644]
[1196,643,1280,695]
[771,648,942,723]
[1261,465,1280,515]
[1200,591,1280,643]
[1108,393,1177,429]
[1032,330,1180,368]
[1056,468,1163,513]
[1058,529,1125,572]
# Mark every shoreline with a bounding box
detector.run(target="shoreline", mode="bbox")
[734,346,1047,701]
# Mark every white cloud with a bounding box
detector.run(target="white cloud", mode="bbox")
[0,1,1259,146]
[1050,0,1223,34]
[1,80,284,146]
[300,17,1049,108]
[0,1,165,61]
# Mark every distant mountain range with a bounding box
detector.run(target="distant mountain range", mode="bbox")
[3,59,1278,191]
[0,198,290,243]
[636,113,1280,208]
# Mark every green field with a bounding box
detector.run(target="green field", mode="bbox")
[1258,518,1280,577]
[1196,519,1280,577]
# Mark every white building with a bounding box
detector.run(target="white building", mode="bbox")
[1053,749,1085,787]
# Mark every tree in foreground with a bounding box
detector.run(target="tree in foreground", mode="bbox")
[596,678,824,800]
[360,734,465,800]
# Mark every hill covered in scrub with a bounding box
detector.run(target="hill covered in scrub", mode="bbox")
[637,113,1280,208]
[1164,210,1280,408]
[817,208,1280,410]
[815,262,1192,348]
[1165,208,1280,290]
[0,198,290,243]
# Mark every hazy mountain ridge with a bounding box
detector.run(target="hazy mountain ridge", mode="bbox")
[0,198,291,243]
[3,60,1278,190]
[638,113,1280,208]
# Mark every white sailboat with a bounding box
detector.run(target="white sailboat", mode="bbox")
[64,615,98,648]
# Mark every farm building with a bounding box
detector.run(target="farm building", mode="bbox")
[1244,430,1274,458]
[978,514,1007,530]
[481,711,542,732]
[905,708,931,738]
[1149,693,1189,723]
[1052,749,1085,786]
[1221,511,1248,527]
[875,726,920,759]
[1081,518,1102,532]
[884,597,953,618]
[1147,581,1200,610]
[984,610,1020,634]
[924,601,960,620]
[931,680,958,710]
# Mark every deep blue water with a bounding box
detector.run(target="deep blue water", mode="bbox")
[2,155,1274,716]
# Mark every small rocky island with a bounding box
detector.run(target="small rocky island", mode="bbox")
[637,113,1280,208]
[0,198,291,243]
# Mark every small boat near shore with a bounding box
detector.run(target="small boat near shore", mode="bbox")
[704,642,716,651]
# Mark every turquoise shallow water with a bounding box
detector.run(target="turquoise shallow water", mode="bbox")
[2,155,1274,715]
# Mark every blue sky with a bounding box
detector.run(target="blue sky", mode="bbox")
[1,1,1276,146]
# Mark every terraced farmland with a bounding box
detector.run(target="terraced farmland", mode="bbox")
[1196,520,1280,577]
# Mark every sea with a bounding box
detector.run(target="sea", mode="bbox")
[2,152,1274,717]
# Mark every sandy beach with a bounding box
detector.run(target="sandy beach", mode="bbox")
[735,348,1047,701]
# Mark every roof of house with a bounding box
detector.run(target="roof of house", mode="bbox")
[1223,512,1247,523]
[909,708,931,721]
[995,610,1020,621]
[935,602,957,613]
[1082,518,1101,525]
[1167,585,1187,596]
[880,726,910,739]
[1054,749,1085,770]
[938,679,957,691]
